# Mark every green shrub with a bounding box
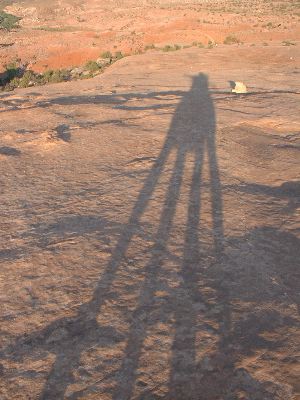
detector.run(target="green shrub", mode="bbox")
[223,35,241,44]
[192,41,205,48]
[144,44,155,51]
[4,62,19,80]
[282,40,296,46]
[51,69,70,83]
[4,77,19,91]
[114,51,124,60]
[101,51,112,59]
[85,60,100,72]
[34,26,79,32]
[161,44,181,52]
[0,11,21,31]
[262,22,274,29]
[40,69,70,84]
[162,44,174,52]
[41,70,54,82]
[18,70,36,88]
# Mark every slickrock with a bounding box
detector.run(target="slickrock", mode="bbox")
[0,45,299,400]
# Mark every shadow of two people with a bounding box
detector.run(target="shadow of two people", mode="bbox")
[2,74,298,400]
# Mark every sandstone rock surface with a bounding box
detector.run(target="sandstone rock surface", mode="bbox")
[0,45,299,400]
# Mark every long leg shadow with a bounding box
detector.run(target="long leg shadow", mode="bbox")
[168,87,222,398]
[38,125,174,398]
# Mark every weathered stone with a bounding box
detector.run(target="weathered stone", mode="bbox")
[96,58,111,67]
[231,81,247,94]
[70,67,84,76]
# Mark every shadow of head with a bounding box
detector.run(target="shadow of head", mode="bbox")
[55,124,71,142]
[193,72,209,88]
[0,146,21,156]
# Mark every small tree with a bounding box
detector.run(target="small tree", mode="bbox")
[0,11,21,31]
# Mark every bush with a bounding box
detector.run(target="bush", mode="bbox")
[192,41,204,48]
[4,77,19,91]
[223,35,241,45]
[282,40,296,46]
[144,44,155,51]
[262,22,274,29]
[0,61,21,89]
[4,62,20,80]
[18,71,37,88]
[114,51,124,60]
[161,44,181,52]
[101,51,112,59]
[40,70,53,83]
[0,11,21,31]
[40,69,70,84]
[85,60,100,72]
[162,44,174,52]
